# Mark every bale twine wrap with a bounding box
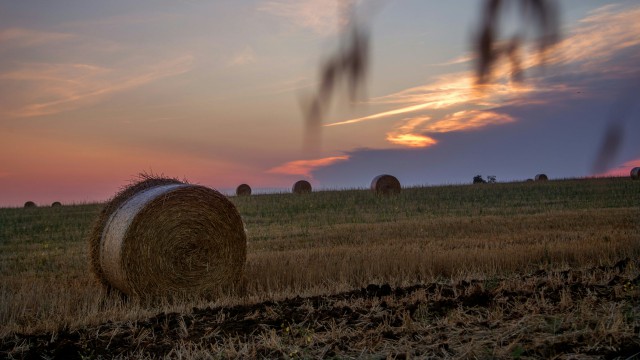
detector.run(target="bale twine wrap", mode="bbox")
[370,174,401,195]
[24,201,36,208]
[88,177,246,298]
[292,180,312,194]
[631,167,640,180]
[535,173,548,181]
[236,184,252,196]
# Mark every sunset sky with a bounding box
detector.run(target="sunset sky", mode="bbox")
[1,1,639,207]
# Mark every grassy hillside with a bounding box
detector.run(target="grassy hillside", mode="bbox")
[1,177,638,341]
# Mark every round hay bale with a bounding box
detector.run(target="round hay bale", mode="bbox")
[88,176,246,298]
[631,167,640,180]
[292,180,312,194]
[24,201,36,208]
[526,179,534,182]
[236,184,252,196]
[370,174,401,195]
[51,201,62,207]
[535,174,548,181]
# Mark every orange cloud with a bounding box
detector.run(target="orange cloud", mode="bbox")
[384,111,512,148]
[422,110,515,133]
[325,73,537,128]
[267,155,349,177]
[386,134,437,148]
[385,116,437,147]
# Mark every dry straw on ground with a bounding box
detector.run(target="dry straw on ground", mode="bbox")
[235,184,251,196]
[370,174,401,195]
[535,173,549,181]
[292,180,312,194]
[88,175,246,299]
[631,167,640,180]
[23,201,36,208]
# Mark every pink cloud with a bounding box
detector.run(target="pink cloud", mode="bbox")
[0,27,75,47]
[266,155,350,178]
[594,158,640,177]
[0,56,193,118]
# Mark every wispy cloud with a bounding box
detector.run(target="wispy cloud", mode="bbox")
[594,158,640,177]
[258,0,348,36]
[266,155,350,178]
[325,73,533,127]
[228,46,256,66]
[325,4,640,149]
[0,27,75,47]
[386,133,437,148]
[545,5,640,70]
[383,111,514,148]
[61,12,180,29]
[1,56,193,118]
[420,110,515,133]
[386,116,437,148]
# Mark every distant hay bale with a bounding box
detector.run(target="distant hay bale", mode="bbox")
[236,184,252,196]
[23,201,36,208]
[292,180,312,194]
[535,174,548,181]
[371,174,401,195]
[631,167,640,180]
[51,202,62,207]
[526,179,534,182]
[88,176,246,298]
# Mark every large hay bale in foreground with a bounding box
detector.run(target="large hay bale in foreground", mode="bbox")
[631,167,640,180]
[535,174,548,181]
[236,184,252,196]
[88,176,246,298]
[370,174,401,195]
[24,201,36,208]
[292,180,312,194]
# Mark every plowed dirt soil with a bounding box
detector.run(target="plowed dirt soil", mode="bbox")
[3,260,639,359]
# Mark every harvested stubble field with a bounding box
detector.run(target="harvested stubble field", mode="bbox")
[1,177,639,359]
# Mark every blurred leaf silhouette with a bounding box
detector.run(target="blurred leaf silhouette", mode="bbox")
[304,0,629,175]
[591,83,639,174]
[303,1,370,154]
[475,0,559,84]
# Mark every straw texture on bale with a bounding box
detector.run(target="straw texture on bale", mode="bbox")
[236,184,252,196]
[51,201,62,207]
[370,174,401,195]
[292,180,312,194]
[631,167,640,180]
[535,174,548,181]
[88,176,246,298]
[24,201,36,208]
